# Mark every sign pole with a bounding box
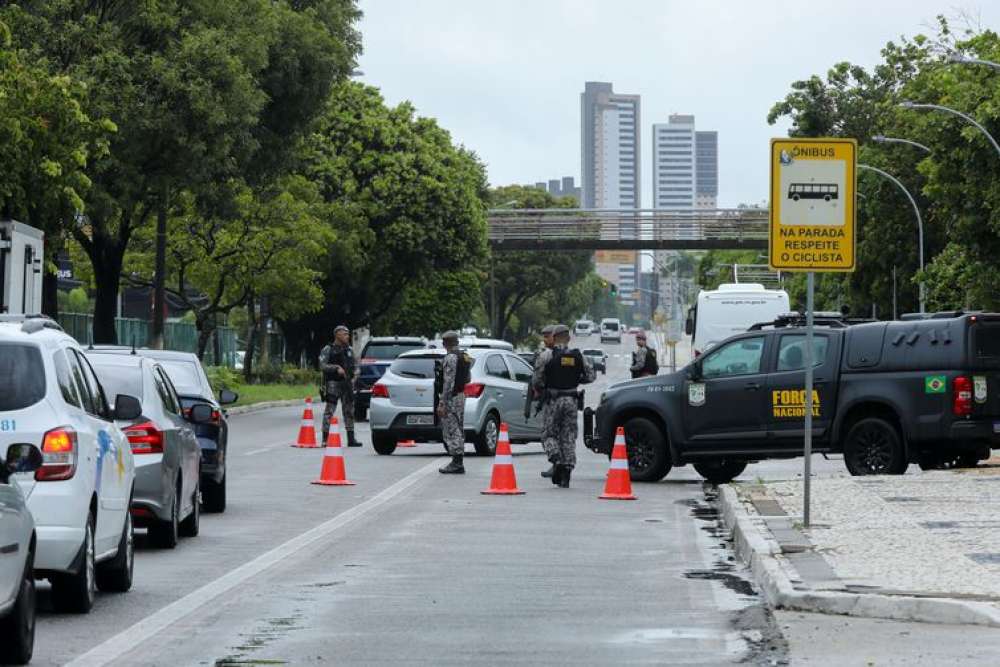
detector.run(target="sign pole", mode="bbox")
[803,272,814,527]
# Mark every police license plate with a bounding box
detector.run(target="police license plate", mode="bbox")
[407,415,434,426]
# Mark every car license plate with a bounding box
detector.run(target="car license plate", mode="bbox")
[407,415,434,426]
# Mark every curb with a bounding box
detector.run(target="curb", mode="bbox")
[227,398,318,416]
[718,484,1000,627]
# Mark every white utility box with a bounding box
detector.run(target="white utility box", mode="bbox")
[0,220,44,315]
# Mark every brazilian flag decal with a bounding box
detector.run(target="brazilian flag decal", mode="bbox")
[925,375,947,394]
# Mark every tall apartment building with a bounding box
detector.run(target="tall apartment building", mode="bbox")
[695,131,718,209]
[533,176,582,204]
[581,82,640,307]
[652,114,696,210]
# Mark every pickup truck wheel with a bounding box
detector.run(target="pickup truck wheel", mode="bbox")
[474,412,500,456]
[844,418,907,476]
[372,433,397,455]
[621,417,671,482]
[693,460,748,484]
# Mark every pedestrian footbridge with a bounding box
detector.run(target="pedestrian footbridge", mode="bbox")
[487,208,768,250]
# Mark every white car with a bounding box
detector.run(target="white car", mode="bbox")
[0,443,44,664]
[600,318,622,344]
[0,316,139,614]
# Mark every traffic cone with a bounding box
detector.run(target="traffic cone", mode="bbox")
[291,397,320,448]
[397,439,417,448]
[312,420,355,486]
[600,427,636,500]
[481,423,524,495]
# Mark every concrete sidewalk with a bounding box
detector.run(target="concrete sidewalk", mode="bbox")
[719,461,1000,627]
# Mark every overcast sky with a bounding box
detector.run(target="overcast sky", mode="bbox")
[357,2,998,208]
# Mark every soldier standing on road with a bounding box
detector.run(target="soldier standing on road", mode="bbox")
[534,324,558,479]
[532,324,595,488]
[630,331,658,379]
[320,325,359,447]
[437,331,470,474]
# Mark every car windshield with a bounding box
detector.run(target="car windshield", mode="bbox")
[0,343,46,411]
[974,322,1000,362]
[157,359,206,396]
[362,342,425,360]
[390,355,477,379]
[88,361,143,402]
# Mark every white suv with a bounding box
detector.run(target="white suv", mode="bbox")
[0,316,139,613]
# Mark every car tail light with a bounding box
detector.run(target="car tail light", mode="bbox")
[125,421,165,454]
[954,376,973,417]
[372,383,390,399]
[36,427,79,481]
[464,383,485,398]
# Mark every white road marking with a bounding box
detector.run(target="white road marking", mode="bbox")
[242,442,288,456]
[65,458,443,667]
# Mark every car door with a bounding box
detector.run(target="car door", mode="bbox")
[504,354,539,439]
[71,349,129,554]
[683,335,770,448]
[766,332,839,448]
[152,366,198,520]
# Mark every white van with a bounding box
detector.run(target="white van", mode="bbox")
[599,318,622,344]
[685,283,790,356]
[573,320,594,336]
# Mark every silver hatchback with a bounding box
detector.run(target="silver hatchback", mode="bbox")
[369,348,543,456]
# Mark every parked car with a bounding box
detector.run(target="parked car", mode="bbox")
[582,348,607,374]
[354,337,428,422]
[369,348,542,455]
[0,316,139,614]
[0,443,44,664]
[85,351,210,549]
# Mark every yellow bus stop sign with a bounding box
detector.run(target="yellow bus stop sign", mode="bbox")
[769,138,857,272]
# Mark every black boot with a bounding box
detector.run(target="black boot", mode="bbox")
[558,465,572,488]
[439,456,465,474]
[541,463,556,479]
[551,463,563,486]
[347,429,361,447]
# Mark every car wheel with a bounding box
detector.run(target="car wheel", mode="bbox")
[955,453,981,469]
[843,417,907,476]
[620,417,672,482]
[372,433,397,455]
[52,512,96,613]
[97,511,134,593]
[693,460,748,484]
[202,474,227,513]
[0,546,35,664]
[354,403,367,422]
[149,488,179,549]
[474,412,500,456]
[179,484,200,538]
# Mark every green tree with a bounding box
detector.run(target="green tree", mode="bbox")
[376,270,485,338]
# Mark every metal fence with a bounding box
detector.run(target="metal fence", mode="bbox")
[57,313,240,367]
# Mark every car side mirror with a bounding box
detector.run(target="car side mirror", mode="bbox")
[188,403,214,424]
[687,363,702,382]
[114,394,143,421]
[219,389,239,405]
[684,309,694,336]
[2,443,44,483]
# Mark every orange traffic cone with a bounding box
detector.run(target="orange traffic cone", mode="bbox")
[600,427,636,500]
[291,397,320,448]
[312,419,355,486]
[482,423,524,495]
[397,439,417,448]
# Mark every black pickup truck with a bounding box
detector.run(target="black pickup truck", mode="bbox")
[584,312,1000,483]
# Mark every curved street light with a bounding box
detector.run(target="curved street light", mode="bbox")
[947,52,1000,70]
[899,100,1000,158]
[857,164,925,313]
[871,135,932,153]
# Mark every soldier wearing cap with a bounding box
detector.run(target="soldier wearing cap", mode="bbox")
[320,325,359,447]
[533,324,557,478]
[436,331,471,474]
[630,330,659,379]
[531,323,595,487]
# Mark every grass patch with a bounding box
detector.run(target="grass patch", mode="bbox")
[231,384,317,407]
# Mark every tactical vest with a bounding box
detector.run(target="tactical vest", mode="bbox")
[323,344,355,384]
[544,348,585,390]
[435,351,471,397]
[639,346,658,375]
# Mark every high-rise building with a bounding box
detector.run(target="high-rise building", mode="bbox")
[652,114,696,210]
[695,131,719,209]
[581,82,640,308]
[532,176,582,203]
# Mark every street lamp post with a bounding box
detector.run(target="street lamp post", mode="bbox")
[899,101,1000,158]
[857,164,925,313]
[871,135,932,154]
[948,52,1000,70]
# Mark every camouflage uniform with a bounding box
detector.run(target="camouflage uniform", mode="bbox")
[439,349,467,457]
[320,341,356,442]
[531,343,596,472]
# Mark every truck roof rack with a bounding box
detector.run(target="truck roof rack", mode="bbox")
[0,314,64,334]
[899,310,978,321]
[748,312,875,331]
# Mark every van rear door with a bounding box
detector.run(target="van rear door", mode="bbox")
[969,316,1000,418]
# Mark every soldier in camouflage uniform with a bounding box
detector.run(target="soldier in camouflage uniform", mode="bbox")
[320,325,359,446]
[534,324,558,479]
[531,324,595,487]
[436,331,470,474]
[630,330,658,379]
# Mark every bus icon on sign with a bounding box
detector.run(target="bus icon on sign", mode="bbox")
[788,183,838,202]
